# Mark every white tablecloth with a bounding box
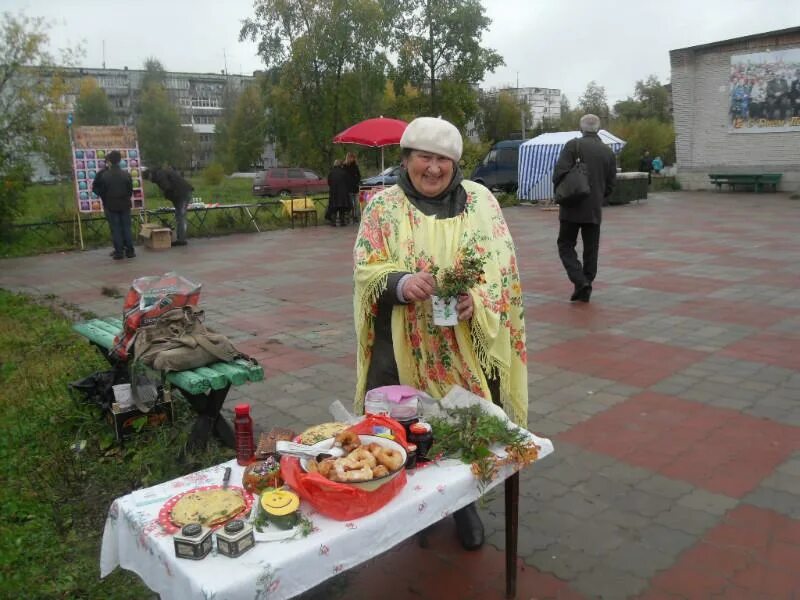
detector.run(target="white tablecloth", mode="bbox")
[101,434,553,600]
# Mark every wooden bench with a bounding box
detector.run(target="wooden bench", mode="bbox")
[73,317,263,449]
[709,173,782,193]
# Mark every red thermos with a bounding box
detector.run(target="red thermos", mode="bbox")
[234,403,254,466]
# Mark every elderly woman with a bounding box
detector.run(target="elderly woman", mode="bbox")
[353,117,528,550]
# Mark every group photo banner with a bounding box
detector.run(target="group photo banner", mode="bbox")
[729,48,800,133]
[71,126,145,213]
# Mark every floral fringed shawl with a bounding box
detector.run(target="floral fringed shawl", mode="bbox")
[353,180,528,426]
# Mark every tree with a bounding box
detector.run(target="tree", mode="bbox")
[578,80,609,121]
[213,81,241,172]
[392,0,503,116]
[613,75,670,122]
[37,74,72,179]
[137,82,184,169]
[227,84,268,171]
[476,89,527,142]
[1,14,63,234]
[610,118,675,171]
[240,0,390,170]
[74,77,114,125]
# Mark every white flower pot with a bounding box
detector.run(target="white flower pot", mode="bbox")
[431,295,458,326]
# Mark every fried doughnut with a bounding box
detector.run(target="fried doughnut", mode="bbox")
[348,447,377,468]
[372,464,389,478]
[305,459,319,473]
[334,431,361,453]
[316,458,337,478]
[375,447,404,472]
[365,442,383,457]
[334,458,374,482]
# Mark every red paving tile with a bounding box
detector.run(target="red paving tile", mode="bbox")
[234,338,326,372]
[648,505,800,600]
[529,333,707,388]
[667,298,799,328]
[625,273,731,295]
[558,392,800,497]
[345,520,583,600]
[525,301,645,331]
[720,332,800,371]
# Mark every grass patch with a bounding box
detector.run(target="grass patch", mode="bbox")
[0,290,233,598]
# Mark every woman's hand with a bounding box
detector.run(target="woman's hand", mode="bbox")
[457,292,473,321]
[403,271,436,302]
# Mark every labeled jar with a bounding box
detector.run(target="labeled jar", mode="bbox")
[215,519,255,558]
[173,523,213,560]
[364,390,390,416]
[408,422,433,462]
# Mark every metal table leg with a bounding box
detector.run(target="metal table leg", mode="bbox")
[505,471,520,599]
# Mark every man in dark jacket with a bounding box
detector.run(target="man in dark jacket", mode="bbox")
[552,114,616,303]
[326,161,352,226]
[146,167,193,246]
[92,150,135,260]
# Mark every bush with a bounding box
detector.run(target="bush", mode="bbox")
[201,162,225,186]
[609,118,675,172]
[460,139,491,176]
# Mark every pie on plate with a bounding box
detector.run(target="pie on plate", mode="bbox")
[299,422,347,445]
[170,488,247,527]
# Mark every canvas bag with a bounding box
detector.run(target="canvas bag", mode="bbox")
[132,305,239,372]
[554,138,591,206]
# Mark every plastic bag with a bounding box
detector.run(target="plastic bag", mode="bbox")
[111,273,202,361]
[280,414,408,521]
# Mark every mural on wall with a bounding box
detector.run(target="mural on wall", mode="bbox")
[729,48,800,133]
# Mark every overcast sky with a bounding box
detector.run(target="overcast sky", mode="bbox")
[7,0,800,106]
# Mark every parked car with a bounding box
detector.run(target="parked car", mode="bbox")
[361,165,401,187]
[470,140,524,192]
[252,167,328,197]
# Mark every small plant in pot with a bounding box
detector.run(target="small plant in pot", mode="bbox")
[429,247,486,326]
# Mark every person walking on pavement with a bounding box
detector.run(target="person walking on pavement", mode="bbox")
[146,167,193,246]
[342,152,361,223]
[92,150,135,260]
[552,114,616,303]
[353,116,529,551]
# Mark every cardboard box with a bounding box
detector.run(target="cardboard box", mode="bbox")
[107,394,174,441]
[139,223,173,249]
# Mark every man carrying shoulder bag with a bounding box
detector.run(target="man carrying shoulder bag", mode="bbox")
[552,114,617,303]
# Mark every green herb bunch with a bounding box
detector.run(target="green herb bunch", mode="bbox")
[429,245,486,299]
[427,405,538,494]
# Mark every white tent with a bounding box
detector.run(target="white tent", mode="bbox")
[518,130,626,201]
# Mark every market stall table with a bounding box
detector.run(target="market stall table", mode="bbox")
[101,432,553,599]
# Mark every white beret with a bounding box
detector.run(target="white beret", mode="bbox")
[400,117,463,162]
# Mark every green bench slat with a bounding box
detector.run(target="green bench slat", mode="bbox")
[73,318,262,394]
[166,370,213,395]
[209,362,248,386]
[193,366,229,390]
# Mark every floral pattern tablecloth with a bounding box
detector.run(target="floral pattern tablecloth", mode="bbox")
[100,433,553,600]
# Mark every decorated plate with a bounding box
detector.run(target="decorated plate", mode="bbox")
[158,485,253,534]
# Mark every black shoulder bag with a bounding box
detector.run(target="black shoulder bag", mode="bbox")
[554,138,591,206]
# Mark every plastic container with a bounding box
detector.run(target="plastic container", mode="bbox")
[112,383,133,408]
[364,390,390,416]
[234,404,255,466]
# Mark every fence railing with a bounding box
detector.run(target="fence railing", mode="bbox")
[1,197,329,257]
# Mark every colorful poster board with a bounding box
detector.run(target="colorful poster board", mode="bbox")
[729,49,800,133]
[71,126,145,212]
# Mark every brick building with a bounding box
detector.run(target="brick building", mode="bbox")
[670,27,800,191]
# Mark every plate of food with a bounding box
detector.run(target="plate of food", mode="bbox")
[158,485,254,534]
[298,422,348,445]
[300,433,407,492]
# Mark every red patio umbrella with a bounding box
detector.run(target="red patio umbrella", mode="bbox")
[333,116,408,172]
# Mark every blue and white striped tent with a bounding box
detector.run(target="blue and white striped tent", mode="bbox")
[518,130,625,201]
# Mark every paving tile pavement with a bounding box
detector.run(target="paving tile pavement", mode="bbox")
[3,191,800,599]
